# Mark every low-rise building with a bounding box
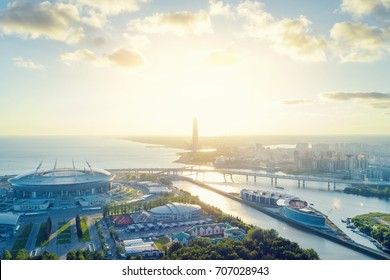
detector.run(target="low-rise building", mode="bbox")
[13,199,52,211]
[171,232,192,246]
[123,238,163,259]
[0,213,20,239]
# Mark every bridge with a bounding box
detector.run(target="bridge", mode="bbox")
[108,167,390,190]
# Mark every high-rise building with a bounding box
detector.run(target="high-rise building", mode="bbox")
[192,117,199,151]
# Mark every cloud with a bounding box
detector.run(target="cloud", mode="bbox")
[330,22,390,62]
[340,0,390,17]
[76,0,149,16]
[237,1,327,62]
[203,49,239,66]
[108,48,144,68]
[60,48,144,68]
[0,0,86,44]
[282,99,313,105]
[13,57,44,69]
[209,0,234,18]
[320,91,390,108]
[127,10,212,36]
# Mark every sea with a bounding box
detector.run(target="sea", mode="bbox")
[0,136,184,175]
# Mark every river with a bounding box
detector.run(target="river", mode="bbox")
[174,172,390,260]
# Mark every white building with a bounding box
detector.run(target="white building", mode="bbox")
[149,203,202,221]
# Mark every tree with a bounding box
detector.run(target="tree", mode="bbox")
[66,250,77,260]
[15,249,29,260]
[41,250,59,260]
[167,242,183,256]
[76,214,82,238]
[2,250,12,260]
[44,216,52,241]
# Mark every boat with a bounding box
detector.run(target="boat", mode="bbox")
[341,219,346,223]
[275,186,284,190]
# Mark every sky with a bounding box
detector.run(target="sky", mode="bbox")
[1,0,390,136]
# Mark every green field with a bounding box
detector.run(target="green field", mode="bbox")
[154,237,170,251]
[11,223,33,252]
[35,222,47,247]
[78,217,91,242]
[56,221,72,245]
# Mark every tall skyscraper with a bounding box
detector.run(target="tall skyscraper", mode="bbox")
[192,117,199,151]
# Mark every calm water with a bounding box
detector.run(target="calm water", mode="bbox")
[0,136,183,175]
[1,136,389,259]
[174,180,382,260]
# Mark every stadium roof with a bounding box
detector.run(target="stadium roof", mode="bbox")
[9,167,113,187]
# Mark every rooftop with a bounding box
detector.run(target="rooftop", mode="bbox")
[150,203,201,215]
[9,167,114,186]
[0,213,20,226]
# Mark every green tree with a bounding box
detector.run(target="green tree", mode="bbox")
[15,249,29,260]
[76,214,82,238]
[66,250,77,260]
[167,242,183,256]
[2,250,12,260]
[44,216,52,241]
[41,250,59,260]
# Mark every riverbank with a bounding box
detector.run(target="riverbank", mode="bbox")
[174,176,390,260]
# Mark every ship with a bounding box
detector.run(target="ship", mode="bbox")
[240,189,326,228]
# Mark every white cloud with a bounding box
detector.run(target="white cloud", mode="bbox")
[237,1,327,62]
[127,10,212,36]
[60,48,144,68]
[0,0,86,44]
[209,0,234,18]
[330,22,390,62]
[13,57,44,69]
[108,48,144,68]
[340,0,390,17]
[203,49,239,66]
[320,91,390,108]
[282,99,313,105]
[123,34,150,50]
[59,48,103,66]
[76,0,149,16]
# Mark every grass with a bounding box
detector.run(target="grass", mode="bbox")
[11,239,28,251]
[154,237,170,251]
[35,222,47,247]
[78,217,91,242]
[56,221,72,245]
[11,223,33,251]
[56,238,71,244]
[18,223,33,239]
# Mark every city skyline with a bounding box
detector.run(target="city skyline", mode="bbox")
[1,0,390,136]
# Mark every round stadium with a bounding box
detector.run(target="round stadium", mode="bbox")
[9,163,114,199]
[149,203,202,221]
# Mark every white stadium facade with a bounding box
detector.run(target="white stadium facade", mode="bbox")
[9,162,114,199]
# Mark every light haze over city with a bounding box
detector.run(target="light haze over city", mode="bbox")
[1,0,390,136]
